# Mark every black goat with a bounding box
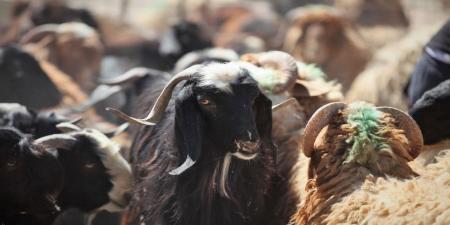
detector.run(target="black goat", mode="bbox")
[409,79,450,144]
[0,46,62,109]
[108,63,292,225]
[0,103,65,138]
[35,124,132,224]
[0,127,63,225]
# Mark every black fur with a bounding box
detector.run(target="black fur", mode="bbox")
[56,136,113,212]
[0,46,62,109]
[125,65,281,225]
[0,104,65,138]
[0,127,64,225]
[409,79,450,144]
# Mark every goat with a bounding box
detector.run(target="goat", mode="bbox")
[0,45,62,109]
[107,63,293,225]
[20,22,103,93]
[35,124,132,216]
[0,103,65,138]
[288,102,423,225]
[0,127,64,225]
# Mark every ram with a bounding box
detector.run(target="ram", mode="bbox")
[288,102,430,225]
[108,62,292,225]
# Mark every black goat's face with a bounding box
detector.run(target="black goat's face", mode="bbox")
[0,127,63,218]
[52,129,132,213]
[172,63,273,174]
[57,136,113,212]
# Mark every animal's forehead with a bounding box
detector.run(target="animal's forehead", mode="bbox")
[197,62,257,92]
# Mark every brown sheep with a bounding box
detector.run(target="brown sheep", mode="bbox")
[289,102,424,225]
[20,22,103,93]
[241,51,343,224]
[346,22,444,110]
[283,5,370,92]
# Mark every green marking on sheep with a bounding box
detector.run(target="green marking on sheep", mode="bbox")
[344,102,388,165]
[251,69,278,94]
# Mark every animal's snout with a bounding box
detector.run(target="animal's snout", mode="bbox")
[236,140,260,154]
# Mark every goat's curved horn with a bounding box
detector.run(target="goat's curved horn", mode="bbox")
[107,65,202,126]
[34,134,77,150]
[19,24,58,44]
[376,107,423,159]
[302,102,347,157]
[56,122,82,133]
[99,67,170,85]
[272,98,297,112]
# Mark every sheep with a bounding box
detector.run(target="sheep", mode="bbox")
[0,127,64,225]
[321,149,450,225]
[334,0,409,48]
[173,48,239,73]
[107,63,294,225]
[346,21,445,110]
[288,102,425,225]
[0,45,62,109]
[283,5,371,92]
[211,2,284,53]
[240,51,343,224]
[20,22,103,93]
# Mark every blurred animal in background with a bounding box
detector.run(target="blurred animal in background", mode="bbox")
[407,19,450,106]
[334,0,409,47]
[20,22,103,93]
[284,5,370,92]
[0,127,64,225]
[211,2,284,54]
[30,0,99,30]
[0,45,62,109]
[346,22,443,110]
[290,102,425,225]
[409,79,450,167]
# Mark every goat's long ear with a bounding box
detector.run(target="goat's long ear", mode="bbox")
[254,93,273,140]
[170,85,203,175]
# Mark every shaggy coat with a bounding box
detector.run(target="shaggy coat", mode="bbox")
[123,63,281,225]
[290,104,420,225]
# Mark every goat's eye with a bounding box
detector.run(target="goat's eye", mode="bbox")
[84,163,96,169]
[198,98,210,105]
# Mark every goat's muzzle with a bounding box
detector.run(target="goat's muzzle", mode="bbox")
[233,141,260,160]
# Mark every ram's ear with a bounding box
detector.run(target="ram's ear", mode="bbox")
[254,93,272,140]
[170,85,203,175]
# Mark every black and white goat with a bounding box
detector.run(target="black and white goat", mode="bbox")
[107,63,294,225]
[0,127,64,225]
[32,123,133,224]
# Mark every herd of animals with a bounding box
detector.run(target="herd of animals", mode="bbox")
[0,0,450,225]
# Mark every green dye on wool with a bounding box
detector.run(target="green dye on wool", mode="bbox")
[344,102,389,165]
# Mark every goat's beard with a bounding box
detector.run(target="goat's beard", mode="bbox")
[218,142,259,199]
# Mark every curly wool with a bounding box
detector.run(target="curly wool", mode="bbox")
[324,149,450,225]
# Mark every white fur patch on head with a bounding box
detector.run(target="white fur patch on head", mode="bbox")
[79,129,132,213]
[198,62,246,93]
[57,22,97,39]
[0,103,28,114]
[174,48,239,73]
